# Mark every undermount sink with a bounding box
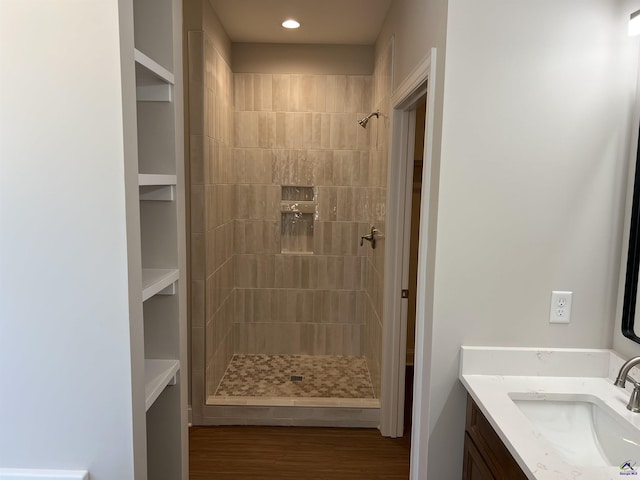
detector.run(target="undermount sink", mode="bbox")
[510,393,640,467]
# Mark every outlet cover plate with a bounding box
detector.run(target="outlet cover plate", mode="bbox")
[550,291,572,324]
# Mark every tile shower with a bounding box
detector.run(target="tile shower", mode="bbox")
[186,3,391,425]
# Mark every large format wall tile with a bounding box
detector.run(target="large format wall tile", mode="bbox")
[190,57,388,400]
[362,40,392,400]
[234,323,362,356]
[231,71,373,362]
[188,25,236,399]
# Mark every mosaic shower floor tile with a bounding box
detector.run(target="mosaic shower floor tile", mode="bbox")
[213,354,375,399]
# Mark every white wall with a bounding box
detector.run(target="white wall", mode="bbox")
[614,0,640,361]
[0,1,136,477]
[376,2,448,475]
[424,0,640,477]
[377,0,447,92]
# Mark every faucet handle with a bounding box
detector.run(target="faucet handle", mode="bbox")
[615,356,640,388]
[360,226,379,249]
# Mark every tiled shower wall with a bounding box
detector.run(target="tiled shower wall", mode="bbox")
[187,10,389,403]
[363,41,393,398]
[187,24,235,401]
[232,73,373,357]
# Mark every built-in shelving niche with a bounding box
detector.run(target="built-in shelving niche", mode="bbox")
[131,0,186,477]
[143,292,180,402]
[139,174,177,201]
[146,374,182,480]
[135,112,176,178]
[135,49,174,102]
[134,49,176,176]
[133,0,174,74]
[281,186,315,254]
[144,358,179,411]
[142,268,179,301]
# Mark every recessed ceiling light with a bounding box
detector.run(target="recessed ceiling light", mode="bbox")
[282,19,300,29]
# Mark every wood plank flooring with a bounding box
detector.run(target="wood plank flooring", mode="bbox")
[189,426,411,479]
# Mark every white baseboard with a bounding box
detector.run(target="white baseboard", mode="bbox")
[0,469,88,480]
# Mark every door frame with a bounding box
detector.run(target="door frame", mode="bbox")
[380,48,437,445]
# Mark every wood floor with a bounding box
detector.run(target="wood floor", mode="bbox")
[190,366,414,479]
[189,426,411,479]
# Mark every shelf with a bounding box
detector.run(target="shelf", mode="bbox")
[134,49,174,102]
[140,185,174,201]
[134,49,174,84]
[280,200,316,214]
[139,174,176,201]
[141,268,179,301]
[138,174,177,186]
[144,359,179,411]
[128,0,186,477]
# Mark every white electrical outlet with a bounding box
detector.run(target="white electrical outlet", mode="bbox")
[550,291,572,324]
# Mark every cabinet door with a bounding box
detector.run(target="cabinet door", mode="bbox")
[463,433,495,480]
[464,395,529,480]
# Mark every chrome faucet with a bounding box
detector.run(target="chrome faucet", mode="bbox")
[614,356,640,412]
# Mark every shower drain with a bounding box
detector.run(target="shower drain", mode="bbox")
[290,375,303,382]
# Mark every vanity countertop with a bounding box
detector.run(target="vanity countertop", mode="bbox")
[460,347,640,480]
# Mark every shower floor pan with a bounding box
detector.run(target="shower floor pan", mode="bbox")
[207,354,379,408]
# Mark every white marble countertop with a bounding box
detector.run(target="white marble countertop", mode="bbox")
[460,346,640,480]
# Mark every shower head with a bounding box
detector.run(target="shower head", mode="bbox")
[357,111,380,128]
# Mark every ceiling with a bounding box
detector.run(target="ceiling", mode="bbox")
[208,0,394,45]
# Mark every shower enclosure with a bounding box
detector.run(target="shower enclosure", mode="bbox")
[185,1,392,426]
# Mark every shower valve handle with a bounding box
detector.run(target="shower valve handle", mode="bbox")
[360,227,379,249]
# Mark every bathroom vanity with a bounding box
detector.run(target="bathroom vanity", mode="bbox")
[460,347,640,479]
[463,395,527,479]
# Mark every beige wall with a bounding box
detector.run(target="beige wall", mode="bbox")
[185,0,235,419]
[232,43,374,75]
[232,71,372,358]
[186,3,389,405]
[362,39,393,398]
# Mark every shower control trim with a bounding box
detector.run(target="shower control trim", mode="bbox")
[360,226,380,249]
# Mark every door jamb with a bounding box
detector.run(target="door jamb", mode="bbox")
[380,48,437,445]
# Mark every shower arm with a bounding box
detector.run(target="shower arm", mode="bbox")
[358,111,380,128]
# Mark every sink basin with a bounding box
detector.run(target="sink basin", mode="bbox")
[510,393,640,467]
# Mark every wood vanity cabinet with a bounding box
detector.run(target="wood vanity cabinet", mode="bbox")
[463,395,529,480]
